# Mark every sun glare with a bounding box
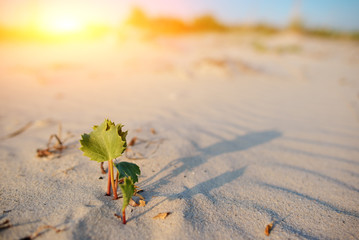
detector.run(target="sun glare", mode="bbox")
[39,15,85,35]
[52,18,82,33]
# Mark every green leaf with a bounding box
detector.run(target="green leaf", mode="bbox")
[120,177,135,211]
[79,119,127,162]
[114,162,141,183]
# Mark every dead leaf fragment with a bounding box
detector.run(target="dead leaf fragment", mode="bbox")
[100,162,106,174]
[128,137,138,147]
[139,200,146,207]
[264,222,273,236]
[129,199,139,207]
[134,185,143,193]
[114,213,122,220]
[153,212,170,220]
[36,149,53,158]
[135,193,144,200]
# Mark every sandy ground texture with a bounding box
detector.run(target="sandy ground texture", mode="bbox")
[0,33,359,240]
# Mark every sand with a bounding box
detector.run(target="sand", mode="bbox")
[0,33,359,239]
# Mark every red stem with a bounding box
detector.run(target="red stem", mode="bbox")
[106,161,111,196]
[109,159,118,200]
[122,209,126,224]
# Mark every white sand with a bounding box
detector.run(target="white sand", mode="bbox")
[1,33,359,239]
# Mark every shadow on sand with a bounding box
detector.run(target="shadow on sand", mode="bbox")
[132,130,282,233]
[141,130,282,194]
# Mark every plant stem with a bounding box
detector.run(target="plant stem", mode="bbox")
[122,209,126,224]
[109,159,118,199]
[106,161,111,196]
[115,171,119,195]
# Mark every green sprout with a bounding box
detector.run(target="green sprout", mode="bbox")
[80,119,141,224]
[119,177,135,224]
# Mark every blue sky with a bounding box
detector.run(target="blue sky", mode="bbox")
[1,0,359,31]
[128,0,359,31]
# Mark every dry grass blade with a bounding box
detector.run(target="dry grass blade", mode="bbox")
[37,124,73,158]
[47,134,63,149]
[153,212,170,220]
[0,219,12,230]
[21,225,65,240]
[0,121,33,141]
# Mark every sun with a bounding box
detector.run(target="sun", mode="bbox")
[51,17,82,33]
[39,14,85,35]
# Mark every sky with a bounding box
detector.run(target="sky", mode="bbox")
[0,0,359,31]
